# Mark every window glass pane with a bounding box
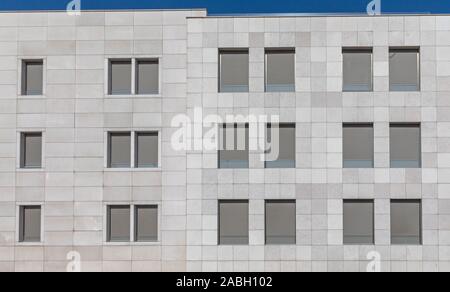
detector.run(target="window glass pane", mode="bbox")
[136,132,158,168]
[219,50,249,92]
[109,60,132,95]
[391,200,422,245]
[265,201,296,244]
[219,124,249,168]
[108,133,131,168]
[219,201,249,245]
[343,49,372,92]
[265,124,296,168]
[21,133,42,169]
[108,206,130,242]
[343,124,374,168]
[135,206,158,242]
[266,50,295,92]
[343,200,374,244]
[137,60,159,94]
[390,124,421,168]
[389,48,420,91]
[20,206,41,242]
[23,60,43,95]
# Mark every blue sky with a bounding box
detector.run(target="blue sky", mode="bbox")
[0,0,449,15]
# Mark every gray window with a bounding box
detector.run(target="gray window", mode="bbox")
[136,59,159,95]
[107,205,130,242]
[265,200,296,245]
[108,132,131,168]
[265,124,296,168]
[109,60,132,95]
[343,48,373,92]
[390,124,421,168]
[22,60,43,96]
[389,48,420,91]
[218,124,249,169]
[19,206,41,242]
[265,49,295,92]
[219,200,249,245]
[219,50,249,93]
[136,132,158,168]
[343,200,374,245]
[391,200,422,245]
[20,132,42,169]
[343,124,374,168]
[135,205,158,242]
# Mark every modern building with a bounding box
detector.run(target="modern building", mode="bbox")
[0,9,449,272]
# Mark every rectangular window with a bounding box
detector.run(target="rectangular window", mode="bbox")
[135,132,159,168]
[136,59,159,95]
[19,206,41,243]
[389,48,420,91]
[342,48,373,92]
[22,60,43,96]
[107,205,130,242]
[343,200,374,245]
[343,124,374,168]
[219,200,249,245]
[219,50,249,93]
[265,200,296,245]
[109,60,132,95]
[265,49,295,92]
[20,132,42,169]
[108,132,131,168]
[218,124,249,169]
[390,124,421,168]
[265,124,296,168]
[135,205,158,242]
[391,200,422,245]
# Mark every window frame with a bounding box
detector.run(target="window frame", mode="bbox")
[135,131,159,169]
[265,123,296,169]
[17,204,43,245]
[135,58,160,95]
[389,123,422,168]
[389,47,421,92]
[264,200,296,245]
[19,131,44,170]
[218,200,249,245]
[342,123,374,169]
[264,48,296,93]
[218,49,250,93]
[390,199,422,245]
[342,47,373,92]
[134,205,159,243]
[218,123,250,169]
[343,199,375,245]
[19,58,45,97]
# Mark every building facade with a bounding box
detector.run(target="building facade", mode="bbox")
[0,10,449,272]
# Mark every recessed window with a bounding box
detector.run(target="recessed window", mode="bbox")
[343,200,374,245]
[218,124,249,169]
[391,200,422,245]
[135,205,158,242]
[107,205,130,242]
[22,60,43,96]
[108,59,132,95]
[265,49,295,92]
[265,124,296,168]
[136,59,159,95]
[343,124,374,168]
[219,49,249,93]
[389,48,420,91]
[219,200,249,245]
[20,132,42,169]
[390,124,421,168]
[265,200,296,245]
[107,132,131,168]
[19,206,41,243]
[342,48,373,92]
[135,132,159,168]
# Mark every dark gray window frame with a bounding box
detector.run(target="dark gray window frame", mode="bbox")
[19,205,41,243]
[107,132,132,169]
[343,199,375,245]
[342,123,374,168]
[21,59,44,96]
[389,47,421,92]
[218,200,249,245]
[135,131,159,169]
[218,49,249,93]
[390,123,422,168]
[264,200,296,245]
[107,205,131,242]
[135,59,159,95]
[108,59,133,95]
[342,47,373,92]
[390,199,422,245]
[265,48,296,93]
[20,132,43,169]
[134,205,158,242]
[265,123,296,169]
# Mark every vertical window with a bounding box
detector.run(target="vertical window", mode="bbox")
[20,132,42,169]
[219,200,249,245]
[219,50,249,93]
[343,200,374,245]
[391,200,422,245]
[389,48,420,91]
[135,205,158,242]
[265,200,296,245]
[135,132,159,168]
[19,206,41,242]
[343,124,374,168]
[218,124,249,169]
[107,206,130,242]
[108,132,131,168]
[265,124,296,168]
[136,59,159,95]
[22,60,43,96]
[265,49,295,92]
[109,60,132,95]
[342,48,373,92]
[390,124,421,168]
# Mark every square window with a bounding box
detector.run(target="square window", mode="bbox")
[265,124,296,168]
[391,200,422,245]
[389,48,420,91]
[136,59,159,95]
[108,132,131,168]
[390,124,421,168]
[219,200,249,245]
[109,60,132,95]
[343,200,374,245]
[107,205,130,242]
[20,132,42,169]
[218,124,249,169]
[19,206,41,242]
[135,132,159,168]
[343,124,374,168]
[265,49,295,92]
[22,60,43,96]
[343,48,373,92]
[219,50,249,93]
[265,200,296,245]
